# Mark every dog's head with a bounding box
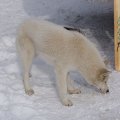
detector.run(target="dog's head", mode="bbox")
[92,68,111,94]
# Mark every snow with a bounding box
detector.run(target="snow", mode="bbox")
[0,0,119,119]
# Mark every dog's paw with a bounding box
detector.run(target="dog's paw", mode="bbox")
[25,89,34,96]
[68,88,81,94]
[62,98,73,106]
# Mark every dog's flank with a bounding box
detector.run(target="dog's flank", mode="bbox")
[16,19,110,106]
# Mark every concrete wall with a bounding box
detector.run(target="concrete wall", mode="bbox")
[0,0,113,37]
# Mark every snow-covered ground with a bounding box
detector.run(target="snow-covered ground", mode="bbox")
[0,0,117,119]
[0,12,120,120]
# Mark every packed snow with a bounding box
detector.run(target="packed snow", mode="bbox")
[0,12,120,120]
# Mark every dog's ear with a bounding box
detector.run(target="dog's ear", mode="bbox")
[98,68,111,81]
[104,57,109,66]
[99,68,110,74]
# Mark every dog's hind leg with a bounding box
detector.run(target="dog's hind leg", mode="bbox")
[16,36,35,96]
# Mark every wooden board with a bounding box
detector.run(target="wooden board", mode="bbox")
[114,0,120,70]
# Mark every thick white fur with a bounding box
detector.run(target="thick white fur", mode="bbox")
[16,19,109,106]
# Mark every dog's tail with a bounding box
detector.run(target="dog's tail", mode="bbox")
[16,27,35,72]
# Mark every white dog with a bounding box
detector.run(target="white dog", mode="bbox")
[16,19,110,106]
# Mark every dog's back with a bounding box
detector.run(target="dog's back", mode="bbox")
[17,19,104,65]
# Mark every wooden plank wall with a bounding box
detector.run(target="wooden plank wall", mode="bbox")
[114,0,120,70]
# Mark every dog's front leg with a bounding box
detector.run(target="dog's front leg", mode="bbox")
[55,64,73,106]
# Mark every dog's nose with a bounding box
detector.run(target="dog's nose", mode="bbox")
[106,89,109,93]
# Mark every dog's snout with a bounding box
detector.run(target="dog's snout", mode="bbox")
[106,89,109,93]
